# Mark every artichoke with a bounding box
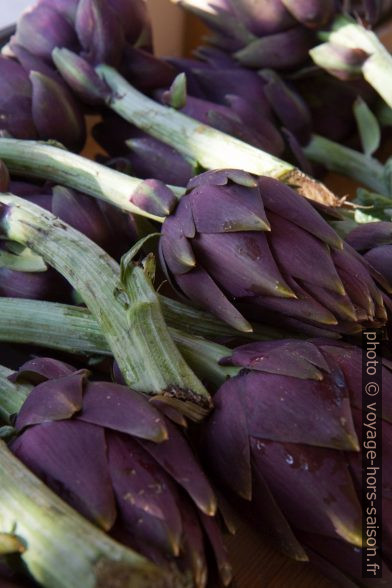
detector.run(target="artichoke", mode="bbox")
[6,0,175,104]
[9,358,232,587]
[159,169,388,335]
[0,55,85,150]
[93,113,197,187]
[201,338,392,586]
[346,221,392,286]
[345,221,392,346]
[175,0,335,69]
[8,179,134,258]
[0,175,134,302]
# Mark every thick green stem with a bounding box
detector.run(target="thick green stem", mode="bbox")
[0,138,183,222]
[311,15,392,109]
[0,439,173,588]
[170,329,238,386]
[0,299,240,387]
[0,195,211,419]
[99,66,290,177]
[0,365,30,424]
[96,65,342,207]
[160,296,286,340]
[304,134,388,194]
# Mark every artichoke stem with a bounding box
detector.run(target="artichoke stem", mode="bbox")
[0,300,240,388]
[0,195,211,419]
[0,138,183,222]
[304,134,387,194]
[96,65,341,207]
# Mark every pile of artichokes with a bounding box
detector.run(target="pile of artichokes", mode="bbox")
[0,1,392,587]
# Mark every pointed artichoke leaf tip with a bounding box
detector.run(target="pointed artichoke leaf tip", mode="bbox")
[330,514,363,548]
[162,72,187,110]
[120,234,161,286]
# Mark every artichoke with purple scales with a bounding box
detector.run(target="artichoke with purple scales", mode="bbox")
[7,357,232,588]
[159,169,389,336]
[201,338,392,586]
[0,55,85,150]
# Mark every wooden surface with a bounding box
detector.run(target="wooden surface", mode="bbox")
[225,520,334,588]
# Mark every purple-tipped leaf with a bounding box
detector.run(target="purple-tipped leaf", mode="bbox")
[12,420,116,530]
[15,4,78,60]
[107,432,182,556]
[30,71,85,151]
[138,419,217,516]
[77,381,168,442]
[15,371,86,430]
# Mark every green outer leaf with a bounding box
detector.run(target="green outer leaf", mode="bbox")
[353,97,381,157]
[167,73,187,109]
[0,365,31,425]
[304,134,386,194]
[0,247,47,272]
[316,15,392,109]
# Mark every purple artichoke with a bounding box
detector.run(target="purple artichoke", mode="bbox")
[9,358,232,587]
[93,113,197,187]
[293,72,375,143]
[201,338,392,585]
[159,170,388,335]
[0,54,85,150]
[0,265,70,303]
[8,0,175,104]
[0,178,134,302]
[8,180,134,259]
[176,0,336,69]
[345,221,392,346]
[345,221,392,286]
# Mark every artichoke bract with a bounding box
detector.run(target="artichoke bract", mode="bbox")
[0,55,85,150]
[346,221,392,287]
[201,338,392,585]
[93,113,197,187]
[345,221,392,345]
[159,170,388,335]
[9,358,231,588]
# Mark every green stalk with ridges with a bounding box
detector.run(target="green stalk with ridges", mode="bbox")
[0,139,182,222]
[304,134,388,194]
[0,194,211,419]
[0,299,240,387]
[94,64,340,206]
